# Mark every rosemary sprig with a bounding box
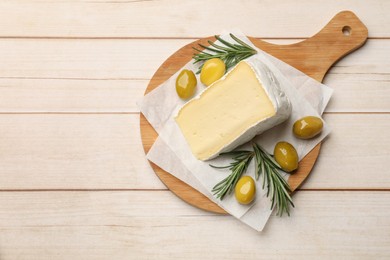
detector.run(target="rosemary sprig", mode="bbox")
[211,143,294,217]
[211,150,254,200]
[253,143,294,216]
[193,33,257,74]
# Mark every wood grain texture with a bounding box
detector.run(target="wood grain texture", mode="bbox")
[0,0,387,38]
[1,38,389,81]
[0,39,192,80]
[0,114,389,190]
[0,2,387,258]
[0,79,148,113]
[0,114,164,190]
[1,40,390,113]
[141,11,368,213]
[1,191,389,259]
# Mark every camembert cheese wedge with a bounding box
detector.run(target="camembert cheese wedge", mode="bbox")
[175,60,291,161]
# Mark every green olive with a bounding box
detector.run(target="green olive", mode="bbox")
[293,116,323,139]
[176,69,197,99]
[235,176,256,204]
[200,58,226,86]
[274,141,299,173]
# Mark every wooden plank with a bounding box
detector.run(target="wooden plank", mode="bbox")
[0,76,387,114]
[0,38,388,80]
[0,39,388,113]
[0,191,389,258]
[0,1,387,38]
[0,114,165,190]
[303,113,390,189]
[0,74,388,113]
[0,79,148,113]
[0,114,388,190]
[324,73,390,112]
[0,38,192,80]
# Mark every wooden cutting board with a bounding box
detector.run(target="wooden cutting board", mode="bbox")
[140,11,368,214]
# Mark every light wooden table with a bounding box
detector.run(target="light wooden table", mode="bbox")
[0,1,389,259]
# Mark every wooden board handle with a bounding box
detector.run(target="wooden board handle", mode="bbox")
[248,11,368,192]
[255,11,368,81]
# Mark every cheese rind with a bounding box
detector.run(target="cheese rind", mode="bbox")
[175,60,291,161]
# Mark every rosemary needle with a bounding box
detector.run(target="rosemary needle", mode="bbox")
[193,33,257,74]
[210,150,254,200]
[253,143,294,216]
[211,143,294,217]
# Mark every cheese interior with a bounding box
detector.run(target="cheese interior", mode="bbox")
[175,61,276,160]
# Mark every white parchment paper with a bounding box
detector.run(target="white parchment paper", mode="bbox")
[138,32,333,231]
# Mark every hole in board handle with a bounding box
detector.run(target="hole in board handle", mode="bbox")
[342,26,351,36]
